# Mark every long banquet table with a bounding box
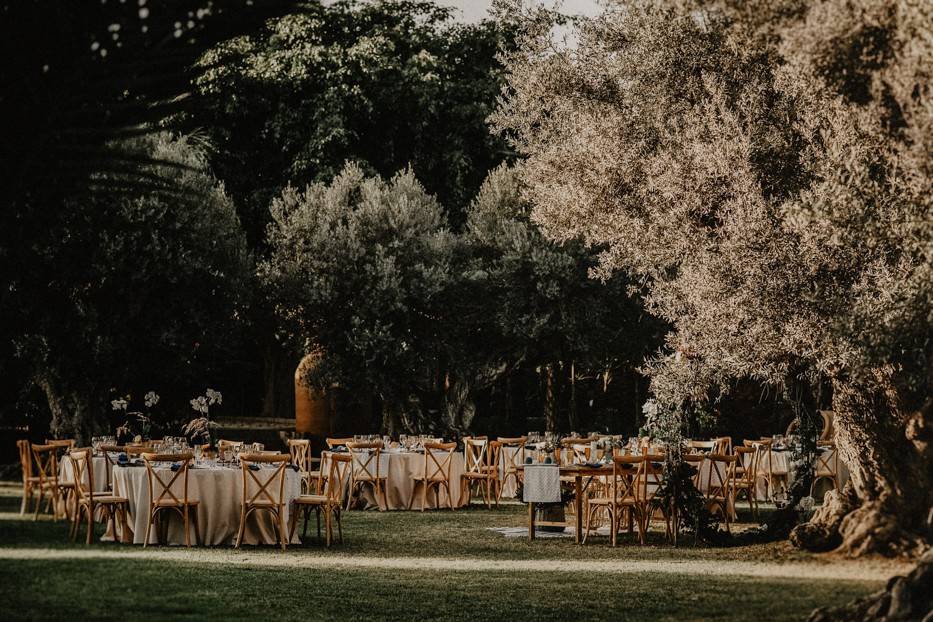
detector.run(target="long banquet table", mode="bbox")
[323,449,467,510]
[111,462,302,545]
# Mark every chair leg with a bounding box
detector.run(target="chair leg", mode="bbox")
[183,507,191,547]
[279,511,287,551]
[70,506,81,541]
[324,508,332,547]
[421,480,427,512]
[85,506,94,545]
[335,508,343,544]
[235,507,248,548]
[33,487,44,521]
[407,483,417,511]
[144,509,154,548]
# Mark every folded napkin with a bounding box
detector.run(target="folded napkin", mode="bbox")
[170,463,182,472]
[248,463,261,471]
[117,460,144,467]
[289,464,300,472]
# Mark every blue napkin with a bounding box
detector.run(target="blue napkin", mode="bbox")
[117,453,128,463]
[170,463,181,472]
[248,463,261,471]
[289,464,300,472]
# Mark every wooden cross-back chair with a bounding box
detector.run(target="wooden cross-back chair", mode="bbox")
[141,453,201,547]
[732,446,760,520]
[686,440,717,454]
[30,444,61,521]
[290,453,352,546]
[236,453,290,551]
[811,441,839,496]
[287,439,316,494]
[68,447,129,544]
[744,438,787,501]
[346,441,387,511]
[494,436,527,502]
[46,439,77,519]
[461,437,496,508]
[703,453,737,533]
[638,454,670,543]
[325,437,354,449]
[17,440,38,516]
[98,445,128,491]
[583,455,644,545]
[410,441,457,511]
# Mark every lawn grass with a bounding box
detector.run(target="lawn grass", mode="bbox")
[0,482,888,621]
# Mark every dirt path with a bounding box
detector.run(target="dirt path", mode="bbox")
[0,546,903,582]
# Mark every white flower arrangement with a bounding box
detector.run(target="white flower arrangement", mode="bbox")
[186,389,223,444]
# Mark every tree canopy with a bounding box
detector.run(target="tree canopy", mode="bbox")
[185,0,516,247]
[493,0,931,555]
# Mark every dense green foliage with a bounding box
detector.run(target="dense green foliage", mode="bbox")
[185,0,515,247]
[261,162,659,433]
[12,134,250,439]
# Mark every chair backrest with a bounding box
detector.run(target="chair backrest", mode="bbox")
[815,441,838,476]
[68,447,95,503]
[612,454,644,506]
[98,445,127,489]
[323,453,352,504]
[638,454,665,502]
[31,444,58,487]
[682,453,705,487]
[713,437,732,454]
[17,440,33,482]
[239,453,289,508]
[687,440,717,454]
[734,446,757,486]
[346,441,384,481]
[463,437,488,475]
[141,452,193,507]
[45,439,75,465]
[423,442,456,482]
[704,453,737,498]
[818,411,835,441]
[325,437,354,449]
[494,437,526,473]
[287,439,311,472]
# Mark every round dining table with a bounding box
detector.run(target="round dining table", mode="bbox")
[111,461,303,545]
[323,449,467,510]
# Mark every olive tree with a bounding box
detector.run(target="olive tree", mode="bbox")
[259,163,456,434]
[493,0,931,556]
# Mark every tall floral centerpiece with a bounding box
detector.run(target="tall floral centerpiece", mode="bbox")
[113,391,158,443]
[183,388,222,447]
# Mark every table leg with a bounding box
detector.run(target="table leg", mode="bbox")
[574,476,583,544]
[528,502,535,541]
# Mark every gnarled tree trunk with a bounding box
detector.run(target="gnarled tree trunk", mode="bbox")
[36,372,98,445]
[792,374,932,557]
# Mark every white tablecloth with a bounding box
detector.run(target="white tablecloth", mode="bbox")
[324,450,466,510]
[59,455,110,492]
[753,448,850,500]
[111,463,302,545]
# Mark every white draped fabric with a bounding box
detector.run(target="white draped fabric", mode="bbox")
[111,463,302,545]
[324,449,467,510]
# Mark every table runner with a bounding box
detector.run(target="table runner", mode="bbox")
[522,465,561,503]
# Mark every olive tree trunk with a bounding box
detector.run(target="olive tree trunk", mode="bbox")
[36,372,100,445]
[792,375,932,557]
